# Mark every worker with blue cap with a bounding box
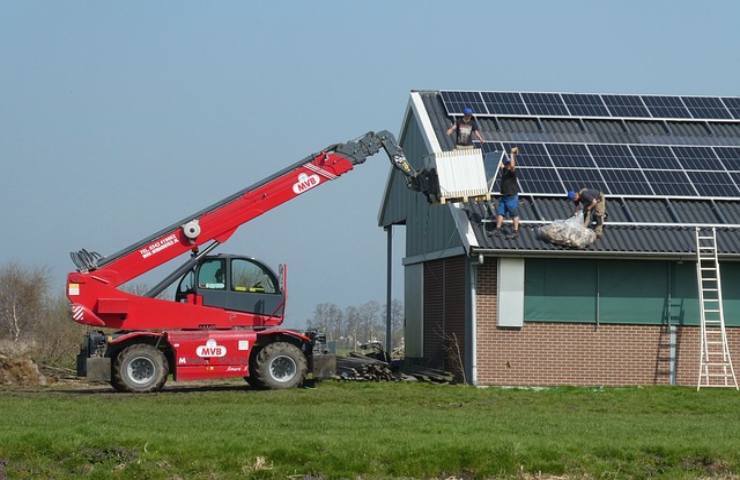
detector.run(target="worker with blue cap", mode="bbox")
[495,147,520,238]
[446,106,484,149]
[569,188,606,237]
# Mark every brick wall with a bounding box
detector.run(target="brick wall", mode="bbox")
[476,260,740,387]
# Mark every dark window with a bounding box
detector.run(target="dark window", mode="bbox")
[231,259,278,294]
[198,259,226,290]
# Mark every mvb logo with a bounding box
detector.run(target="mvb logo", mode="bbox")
[293,173,321,194]
[196,339,227,358]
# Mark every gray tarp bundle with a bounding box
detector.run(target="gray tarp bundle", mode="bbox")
[538,212,597,248]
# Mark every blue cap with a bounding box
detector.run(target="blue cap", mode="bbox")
[463,107,473,115]
[567,191,577,201]
[503,157,511,164]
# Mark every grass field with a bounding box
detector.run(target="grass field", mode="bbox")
[1,381,739,479]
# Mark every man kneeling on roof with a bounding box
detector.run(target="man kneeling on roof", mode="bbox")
[569,188,606,237]
[446,106,484,149]
[495,147,520,239]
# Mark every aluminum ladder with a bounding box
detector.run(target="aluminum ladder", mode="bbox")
[695,227,738,390]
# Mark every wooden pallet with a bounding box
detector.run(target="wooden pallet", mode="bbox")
[439,193,491,205]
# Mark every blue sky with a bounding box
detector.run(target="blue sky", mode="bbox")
[1,0,739,327]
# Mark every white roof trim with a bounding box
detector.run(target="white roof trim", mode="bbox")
[449,203,478,250]
[410,91,442,153]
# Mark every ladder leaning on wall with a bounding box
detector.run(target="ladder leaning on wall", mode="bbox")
[695,227,738,390]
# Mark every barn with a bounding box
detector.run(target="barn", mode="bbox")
[378,90,740,387]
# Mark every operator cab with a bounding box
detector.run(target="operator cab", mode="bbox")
[175,254,284,317]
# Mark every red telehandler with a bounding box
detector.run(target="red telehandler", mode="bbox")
[68,131,436,392]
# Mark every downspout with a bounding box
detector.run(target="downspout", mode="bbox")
[385,226,393,356]
[595,261,600,328]
[668,262,677,385]
[470,258,479,385]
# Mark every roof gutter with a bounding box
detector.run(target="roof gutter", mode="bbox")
[470,247,740,261]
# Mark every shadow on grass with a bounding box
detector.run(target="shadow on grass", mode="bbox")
[43,378,321,395]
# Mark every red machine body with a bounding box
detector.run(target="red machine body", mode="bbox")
[67,131,425,391]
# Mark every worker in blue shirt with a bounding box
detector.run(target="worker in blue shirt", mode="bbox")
[446,107,484,148]
[495,147,520,239]
[569,188,606,237]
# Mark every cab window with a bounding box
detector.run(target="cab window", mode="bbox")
[231,259,278,294]
[177,270,194,295]
[197,259,226,290]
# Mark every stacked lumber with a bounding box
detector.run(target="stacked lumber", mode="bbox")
[401,364,455,383]
[335,352,454,384]
[336,352,395,381]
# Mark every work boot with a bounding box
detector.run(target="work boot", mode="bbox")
[493,228,503,237]
[506,230,519,240]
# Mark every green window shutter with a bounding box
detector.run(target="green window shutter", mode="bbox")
[721,262,740,327]
[523,258,740,327]
[670,262,699,326]
[598,260,668,325]
[524,259,596,323]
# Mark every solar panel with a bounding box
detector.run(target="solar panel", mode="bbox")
[602,95,650,117]
[557,169,609,194]
[481,142,503,154]
[520,93,569,116]
[687,171,740,197]
[671,146,724,171]
[722,97,740,119]
[714,147,740,171]
[643,170,696,196]
[729,173,740,191]
[481,146,504,190]
[600,169,653,195]
[439,91,487,116]
[561,93,610,117]
[501,142,552,167]
[517,167,564,194]
[630,145,682,170]
[641,96,691,118]
[682,96,732,119]
[478,142,740,199]
[588,144,639,168]
[546,143,596,168]
[481,92,528,115]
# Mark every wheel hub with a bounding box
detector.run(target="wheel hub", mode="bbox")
[269,355,297,383]
[127,356,156,385]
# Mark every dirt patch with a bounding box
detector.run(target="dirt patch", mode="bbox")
[0,353,47,386]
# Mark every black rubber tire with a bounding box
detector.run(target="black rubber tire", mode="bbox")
[244,374,264,389]
[251,342,307,390]
[112,343,168,393]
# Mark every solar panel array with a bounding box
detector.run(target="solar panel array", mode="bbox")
[481,143,740,199]
[440,91,740,121]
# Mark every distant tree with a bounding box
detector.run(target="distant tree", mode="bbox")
[325,303,343,343]
[36,294,86,368]
[343,305,361,351]
[0,263,49,343]
[357,300,382,344]
[388,299,404,349]
[307,303,344,343]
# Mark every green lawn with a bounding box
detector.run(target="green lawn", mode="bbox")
[1,382,739,479]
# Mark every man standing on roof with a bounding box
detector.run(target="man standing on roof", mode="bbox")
[569,188,606,237]
[446,107,484,149]
[495,147,520,238]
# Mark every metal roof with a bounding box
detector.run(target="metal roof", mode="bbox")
[464,199,740,258]
[469,223,740,258]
